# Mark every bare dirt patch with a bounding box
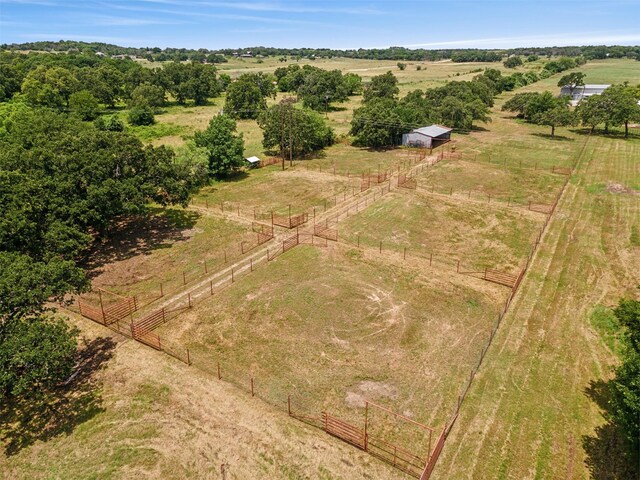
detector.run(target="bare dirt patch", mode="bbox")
[606,182,638,195]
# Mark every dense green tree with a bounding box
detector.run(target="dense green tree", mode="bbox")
[524,91,566,119]
[94,114,124,132]
[127,105,155,126]
[557,71,586,96]
[601,85,640,138]
[439,96,473,129]
[21,65,79,109]
[533,106,578,137]
[128,83,165,109]
[577,95,610,133]
[343,72,363,95]
[258,103,334,157]
[503,56,523,68]
[69,90,100,120]
[159,62,220,105]
[194,114,245,176]
[84,65,123,107]
[363,71,399,103]
[502,92,541,119]
[224,74,267,119]
[351,98,407,148]
[297,69,348,111]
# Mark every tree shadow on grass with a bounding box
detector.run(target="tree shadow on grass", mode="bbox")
[0,336,116,456]
[82,208,200,278]
[582,379,639,480]
[531,132,575,141]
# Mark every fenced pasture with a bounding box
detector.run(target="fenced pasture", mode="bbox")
[339,191,544,273]
[192,168,357,217]
[86,208,259,306]
[153,243,508,450]
[410,155,568,206]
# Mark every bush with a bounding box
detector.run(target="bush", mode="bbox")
[127,105,155,126]
[94,115,124,132]
[503,56,523,68]
[397,62,407,71]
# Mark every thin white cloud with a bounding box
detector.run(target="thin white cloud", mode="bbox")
[83,14,189,26]
[402,32,640,49]
[107,3,331,26]
[128,0,385,15]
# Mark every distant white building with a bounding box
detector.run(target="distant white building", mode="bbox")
[560,84,610,105]
[402,125,452,149]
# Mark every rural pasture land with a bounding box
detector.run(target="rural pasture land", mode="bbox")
[4,58,637,479]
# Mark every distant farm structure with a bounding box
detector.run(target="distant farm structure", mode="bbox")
[402,125,452,149]
[560,84,609,105]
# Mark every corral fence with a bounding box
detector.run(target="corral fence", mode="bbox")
[272,211,309,229]
[398,172,418,190]
[77,288,138,325]
[73,144,481,478]
[313,219,338,242]
[287,399,438,479]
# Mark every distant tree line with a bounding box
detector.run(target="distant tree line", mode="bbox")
[5,41,640,62]
[0,51,226,126]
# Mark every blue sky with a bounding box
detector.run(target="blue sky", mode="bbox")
[1,0,640,50]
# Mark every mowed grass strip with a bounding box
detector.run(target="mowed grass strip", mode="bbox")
[434,126,640,478]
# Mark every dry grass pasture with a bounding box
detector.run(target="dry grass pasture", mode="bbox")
[2,58,639,480]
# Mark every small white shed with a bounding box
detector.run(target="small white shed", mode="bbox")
[245,156,261,168]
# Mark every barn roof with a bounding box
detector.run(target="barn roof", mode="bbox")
[245,156,261,164]
[412,125,453,138]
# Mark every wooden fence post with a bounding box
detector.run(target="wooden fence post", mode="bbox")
[231,268,235,283]
[403,247,407,260]
[183,271,187,285]
[186,348,191,365]
[188,293,191,308]
[217,362,221,380]
[379,241,382,254]
[250,378,254,397]
[160,282,164,297]
[288,395,292,415]
[210,280,214,295]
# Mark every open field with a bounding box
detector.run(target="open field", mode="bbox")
[435,128,640,480]
[192,167,357,216]
[3,57,638,479]
[154,243,508,444]
[339,190,543,272]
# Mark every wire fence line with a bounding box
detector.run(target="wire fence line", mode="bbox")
[69,134,581,478]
